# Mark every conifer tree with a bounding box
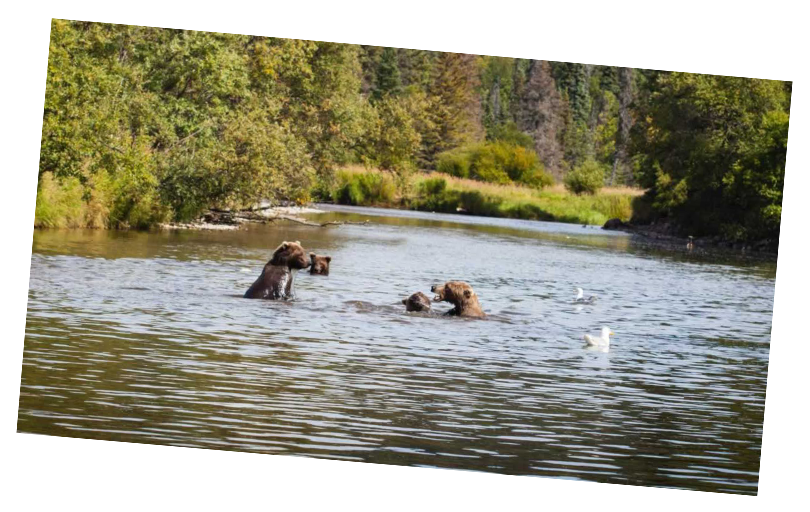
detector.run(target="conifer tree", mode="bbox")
[423,52,484,164]
[371,46,402,101]
[610,67,634,185]
[517,60,564,175]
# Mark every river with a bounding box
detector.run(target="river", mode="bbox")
[19,205,774,495]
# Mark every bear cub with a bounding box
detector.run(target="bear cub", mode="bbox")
[402,292,431,312]
[309,253,332,276]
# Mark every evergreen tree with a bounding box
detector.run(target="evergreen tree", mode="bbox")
[423,52,484,164]
[358,45,383,96]
[610,67,634,185]
[371,46,402,101]
[399,49,434,89]
[517,60,564,175]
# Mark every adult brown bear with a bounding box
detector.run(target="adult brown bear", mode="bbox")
[431,281,485,318]
[309,253,332,276]
[244,241,310,300]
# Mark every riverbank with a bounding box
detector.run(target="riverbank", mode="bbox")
[318,166,643,226]
[602,217,778,257]
[158,205,331,231]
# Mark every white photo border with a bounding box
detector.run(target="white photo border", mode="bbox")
[6,1,810,511]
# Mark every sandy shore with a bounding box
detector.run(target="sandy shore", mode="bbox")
[158,205,327,231]
[158,222,240,231]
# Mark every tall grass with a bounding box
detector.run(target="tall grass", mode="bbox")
[320,168,641,226]
[315,167,398,206]
[34,171,168,229]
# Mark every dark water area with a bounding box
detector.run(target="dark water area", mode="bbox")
[19,206,774,495]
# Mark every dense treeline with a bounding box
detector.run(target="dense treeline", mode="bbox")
[38,20,790,243]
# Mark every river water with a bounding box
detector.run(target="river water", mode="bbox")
[19,205,774,495]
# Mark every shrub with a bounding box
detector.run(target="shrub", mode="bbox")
[34,172,87,228]
[490,122,535,149]
[435,141,553,189]
[331,170,397,206]
[413,177,452,211]
[469,147,511,185]
[564,159,606,195]
[436,148,473,178]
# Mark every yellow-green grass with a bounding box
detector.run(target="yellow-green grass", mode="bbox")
[323,167,642,226]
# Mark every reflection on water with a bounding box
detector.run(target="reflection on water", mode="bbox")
[19,206,773,495]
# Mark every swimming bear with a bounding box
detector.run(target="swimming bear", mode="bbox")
[431,281,485,318]
[309,253,332,276]
[402,292,431,312]
[244,241,310,300]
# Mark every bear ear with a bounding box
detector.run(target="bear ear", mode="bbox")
[309,252,316,258]
[280,242,289,250]
[463,289,472,299]
[325,256,332,262]
[295,241,301,245]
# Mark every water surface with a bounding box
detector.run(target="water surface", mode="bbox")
[19,206,774,495]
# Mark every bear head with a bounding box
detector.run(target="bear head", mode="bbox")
[430,281,484,317]
[402,292,431,312]
[309,253,332,275]
[268,241,310,270]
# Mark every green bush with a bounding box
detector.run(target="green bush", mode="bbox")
[435,141,553,189]
[436,148,472,178]
[564,159,606,195]
[331,170,397,206]
[490,122,535,149]
[413,177,452,211]
[470,147,511,184]
[34,172,87,228]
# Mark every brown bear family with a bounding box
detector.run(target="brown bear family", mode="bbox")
[243,241,331,300]
[246,241,485,318]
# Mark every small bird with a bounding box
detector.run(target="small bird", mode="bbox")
[687,236,694,250]
[574,287,598,304]
[584,327,614,349]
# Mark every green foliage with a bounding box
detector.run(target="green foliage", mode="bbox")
[39,21,362,227]
[435,148,473,179]
[358,90,431,176]
[405,172,635,225]
[435,141,553,188]
[330,170,397,206]
[34,173,87,228]
[371,47,402,101]
[37,21,790,243]
[422,52,484,164]
[564,159,606,195]
[633,73,790,241]
[490,122,534,149]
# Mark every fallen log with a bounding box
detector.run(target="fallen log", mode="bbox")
[204,208,371,228]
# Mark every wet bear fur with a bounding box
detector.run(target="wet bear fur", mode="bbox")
[244,241,310,300]
[431,281,485,318]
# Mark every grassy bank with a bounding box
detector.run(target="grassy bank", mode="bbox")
[318,166,642,226]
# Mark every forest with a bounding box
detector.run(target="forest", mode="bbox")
[36,20,790,244]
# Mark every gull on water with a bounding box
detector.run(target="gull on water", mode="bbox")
[574,287,598,304]
[584,326,614,350]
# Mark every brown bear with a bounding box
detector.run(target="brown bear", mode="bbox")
[402,292,431,312]
[431,281,485,318]
[309,253,332,276]
[244,241,310,300]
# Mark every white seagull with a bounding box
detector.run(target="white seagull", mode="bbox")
[584,326,614,349]
[575,287,598,304]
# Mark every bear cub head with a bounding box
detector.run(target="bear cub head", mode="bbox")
[309,253,332,275]
[402,292,431,312]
